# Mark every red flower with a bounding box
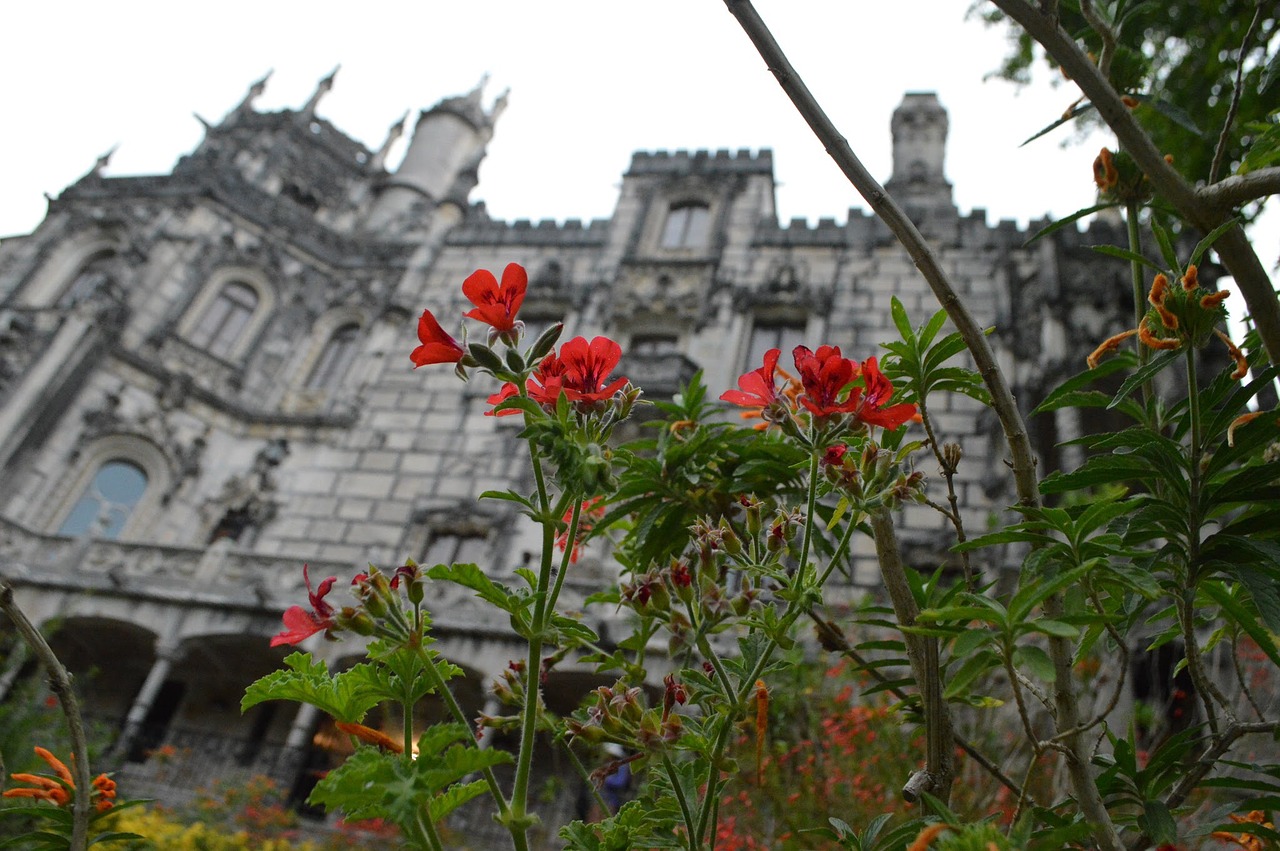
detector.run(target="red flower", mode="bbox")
[853,357,917,429]
[410,310,464,367]
[485,351,569,416]
[793,345,862,417]
[558,336,628,404]
[462,263,527,333]
[271,564,337,646]
[556,497,606,563]
[721,348,782,408]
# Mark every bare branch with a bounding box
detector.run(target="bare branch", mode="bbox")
[1078,0,1117,79]
[1197,168,1280,211]
[1210,7,1263,184]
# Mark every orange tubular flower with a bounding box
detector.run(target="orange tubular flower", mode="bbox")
[1212,810,1272,851]
[1215,329,1250,380]
[1139,317,1181,351]
[1093,147,1119,191]
[1181,264,1199,292]
[1201,289,1231,310]
[907,823,953,851]
[4,747,75,807]
[1227,411,1267,447]
[1148,273,1179,330]
[1087,329,1139,369]
[335,721,405,754]
[462,263,527,334]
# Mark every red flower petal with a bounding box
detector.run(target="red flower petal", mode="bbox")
[411,310,464,366]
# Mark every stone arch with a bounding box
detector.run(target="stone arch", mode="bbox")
[14,232,124,309]
[42,433,174,540]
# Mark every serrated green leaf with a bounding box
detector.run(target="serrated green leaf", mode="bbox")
[427,562,522,615]
[242,652,384,721]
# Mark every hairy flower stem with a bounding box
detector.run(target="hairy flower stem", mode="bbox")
[0,579,91,851]
[868,507,954,803]
[508,446,559,842]
[663,753,700,851]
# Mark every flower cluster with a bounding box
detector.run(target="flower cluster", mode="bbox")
[567,678,684,750]
[1087,266,1246,379]
[271,562,424,647]
[721,346,916,433]
[2,746,116,813]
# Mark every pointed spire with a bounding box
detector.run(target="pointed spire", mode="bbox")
[466,73,490,106]
[370,111,409,171]
[490,87,510,123]
[232,70,272,118]
[303,65,340,116]
[91,146,117,177]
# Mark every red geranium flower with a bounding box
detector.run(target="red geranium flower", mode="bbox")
[721,347,782,408]
[558,336,628,404]
[271,564,337,646]
[463,263,527,334]
[853,357,917,429]
[484,351,569,416]
[410,310,464,367]
[793,345,862,417]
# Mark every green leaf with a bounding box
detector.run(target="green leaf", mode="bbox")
[1020,101,1096,146]
[1202,581,1280,668]
[1013,644,1057,682]
[1090,244,1166,273]
[1188,218,1241,267]
[1027,619,1080,639]
[242,652,384,721]
[1109,348,1183,408]
[1024,202,1118,245]
[427,562,523,615]
[427,779,490,821]
[1139,799,1178,845]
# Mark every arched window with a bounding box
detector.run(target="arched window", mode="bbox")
[188,281,259,359]
[305,324,360,390]
[660,203,711,249]
[57,459,148,539]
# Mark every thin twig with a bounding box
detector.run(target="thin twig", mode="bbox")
[1078,0,1116,79]
[917,406,974,588]
[1230,630,1266,721]
[0,579,91,851]
[1209,7,1263,184]
[807,612,1024,797]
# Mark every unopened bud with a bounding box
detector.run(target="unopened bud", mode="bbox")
[467,342,505,372]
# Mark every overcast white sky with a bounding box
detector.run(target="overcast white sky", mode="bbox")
[2,2,1274,283]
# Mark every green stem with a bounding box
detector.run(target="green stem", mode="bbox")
[1125,200,1154,407]
[559,735,613,817]
[414,809,446,851]
[412,644,514,826]
[794,431,822,589]
[545,498,582,616]
[693,719,733,848]
[508,432,559,836]
[663,753,700,851]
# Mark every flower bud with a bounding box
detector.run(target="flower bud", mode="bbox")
[529,322,564,361]
[467,342,505,372]
[504,347,527,373]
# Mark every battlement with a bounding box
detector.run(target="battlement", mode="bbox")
[445,215,611,247]
[627,148,774,176]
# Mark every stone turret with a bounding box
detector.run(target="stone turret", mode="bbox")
[364,77,507,235]
[884,92,956,226]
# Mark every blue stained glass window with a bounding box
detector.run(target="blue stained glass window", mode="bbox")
[58,460,148,539]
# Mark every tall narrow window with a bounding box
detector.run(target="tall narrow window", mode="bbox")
[58,460,148,539]
[305,324,360,390]
[631,335,680,357]
[660,203,710,249]
[188,281,259,359]
[746,322,807,370]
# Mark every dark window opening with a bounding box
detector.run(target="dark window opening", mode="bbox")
[660,203,711,249]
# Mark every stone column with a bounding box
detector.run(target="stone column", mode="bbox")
[109,642,181,763]
[272,701,320,786]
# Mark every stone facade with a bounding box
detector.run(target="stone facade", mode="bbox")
[0,74,1130,830]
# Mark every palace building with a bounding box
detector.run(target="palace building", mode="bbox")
[0,73,1132,840]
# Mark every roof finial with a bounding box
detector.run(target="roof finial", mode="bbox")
[371,111,409,171]
[490,87,510,122]
[303,65,340,115]
[467,72,490,104]
[232,70,273,117]
[84,145,117,181]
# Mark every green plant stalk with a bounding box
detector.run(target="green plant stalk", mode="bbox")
[1125,202,1148,365]
[508,438,559,839]
[558,733,613,816]
[663,753,701,851]
[694,717,734,847]
[544,498,582,617]
[410,642,516,836]
[414,809,446,851]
